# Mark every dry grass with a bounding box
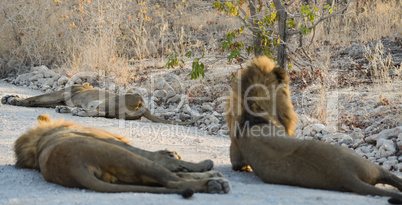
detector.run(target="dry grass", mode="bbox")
[0,0,399,87]
[0,0,237,82]
[314,0,401,43]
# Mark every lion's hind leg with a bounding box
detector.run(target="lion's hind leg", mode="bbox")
[71,107,106,117]
[175,171,223,180]
[70,164,194,197]
[378,169,402,192]
[2,89,66,107]
[1,94,22,105]
[346,177,402,203]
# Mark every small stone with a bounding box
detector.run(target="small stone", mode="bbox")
[315,132,323,139]
[130,87,148,96]
[43,69,56,78]
[208,115,220,124]
[29,74,44,82]
[352,139,365,148]
[341,135,353,142]
[304,136,314,140]
[322,125,337,135]
[166,90,176,99]
[366,126,402,143]
[201,103,214,111]
[153,90,167,98]
[183,104,200,118]
[57,76,69,85]
[311,123,325,133]
[167,95,181,104]
[351,128,363,139]
[383,159,398,171]
[302,125,314,136]
[323,133,347,141]
[16,73,33,82]
[179,113,191,120]
[208,123,221,133]
[216,102,226,113]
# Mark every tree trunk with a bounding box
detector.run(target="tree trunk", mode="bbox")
[273,0,287,69]
[248,0,263,56]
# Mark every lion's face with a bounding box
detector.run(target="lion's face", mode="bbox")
[226,56,297,138]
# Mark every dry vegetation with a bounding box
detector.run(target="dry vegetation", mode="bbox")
[0,0,238,81]
[0,0,400,100]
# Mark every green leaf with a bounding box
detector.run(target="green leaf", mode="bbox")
[185,51,192,58]
[313,6,318,12]
[324,4,330,9]
[271,12,276,22]
[309,13,315,23]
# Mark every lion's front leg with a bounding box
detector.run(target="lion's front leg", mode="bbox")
[55,105,74,113]
[71,107,106,117]
[118,144,214,172]
[156,157,214,173]
[230,140,252,172]
[156,149,182,160]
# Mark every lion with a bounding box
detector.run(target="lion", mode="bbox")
[225,56,402,203]
[1,84,196,125]
[14,114,230,198]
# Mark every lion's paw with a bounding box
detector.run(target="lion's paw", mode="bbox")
[198,159,214,171]
[71,108,88,117]
[204,171,223,178]
[55,106,73,113]
[157,149,183,160]
[207,178,230,194]
[1,95,22,105]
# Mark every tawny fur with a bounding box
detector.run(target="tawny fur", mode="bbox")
[15,114,129,170]
[14,115,230,197]
[2,83,197,125]
[226,56,297,137]
[225,56,402,203]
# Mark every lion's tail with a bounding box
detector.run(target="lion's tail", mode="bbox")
[73,167,194,198]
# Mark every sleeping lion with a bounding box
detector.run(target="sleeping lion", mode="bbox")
[1,83,196,125]
[225,56,402,203]
[14,114,230,197]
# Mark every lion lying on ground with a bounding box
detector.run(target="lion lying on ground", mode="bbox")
[2,84,195,125]
[14,114,230,197]
[225,56,402,203]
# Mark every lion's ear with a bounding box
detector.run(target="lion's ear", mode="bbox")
[37,114,51,123]
[82,83,93,88]
[273,66,289,84]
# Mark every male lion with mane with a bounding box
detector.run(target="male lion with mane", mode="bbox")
[225,56,402,203]
[14,114,230,198]
[2,83,196,125]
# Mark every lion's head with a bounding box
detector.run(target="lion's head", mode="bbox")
[225,56,297,138]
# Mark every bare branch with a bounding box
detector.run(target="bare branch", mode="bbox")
[286,0,297,7]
